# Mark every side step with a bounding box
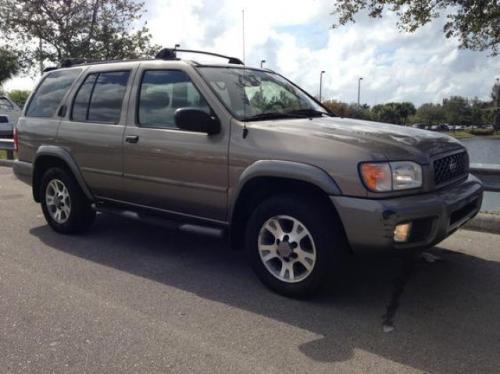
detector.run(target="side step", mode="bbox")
[94,204,226,238]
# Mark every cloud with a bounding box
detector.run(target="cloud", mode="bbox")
[5,0,500,106]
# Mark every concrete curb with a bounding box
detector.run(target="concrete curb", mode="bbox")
[463,213,500,235]
[0,159,14,167]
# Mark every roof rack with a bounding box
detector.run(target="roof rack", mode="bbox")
[155,48,244,65]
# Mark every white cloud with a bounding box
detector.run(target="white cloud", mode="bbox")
[5,0,500,105]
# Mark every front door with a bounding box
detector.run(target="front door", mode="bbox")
[121,67,229,222]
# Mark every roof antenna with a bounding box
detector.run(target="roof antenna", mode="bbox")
[242,9,249,139]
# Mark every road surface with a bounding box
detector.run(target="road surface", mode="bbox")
[1,166,500,373]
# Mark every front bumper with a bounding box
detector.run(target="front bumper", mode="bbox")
[331,174,483,251]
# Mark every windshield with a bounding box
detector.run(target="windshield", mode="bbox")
[197,67,329,121]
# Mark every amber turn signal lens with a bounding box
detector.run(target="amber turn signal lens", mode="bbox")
[360,163,392,192]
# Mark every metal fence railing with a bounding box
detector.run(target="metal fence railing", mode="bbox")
[0,138,15,160]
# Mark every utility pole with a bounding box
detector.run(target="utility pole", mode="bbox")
[319,71,325,102]
[357,77,363,107]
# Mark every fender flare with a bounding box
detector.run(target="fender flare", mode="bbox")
[228,159,341,221]
[33,145,94,202]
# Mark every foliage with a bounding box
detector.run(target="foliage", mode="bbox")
[7,89,32,108]
[332,0,499,55]
[0,0,160,71]
[470,128,495,136]
[371,102,416,125]
[414,103,446,127]
[0,47,19,86]
[321,91,495,129]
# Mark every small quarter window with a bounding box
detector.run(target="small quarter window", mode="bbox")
[26,69,81,117]
[138,70,210,129]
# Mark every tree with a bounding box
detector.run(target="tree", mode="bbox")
[7,89,31,108]
[415,103,446,128]
[332,0,499,56]
[0,47,19,87]
[0,0,159,71]
[442,96,473,127]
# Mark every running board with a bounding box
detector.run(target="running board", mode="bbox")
[94,204,226,238]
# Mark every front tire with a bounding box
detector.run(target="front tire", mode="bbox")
[246,194,347,298]
[40,167,95,234]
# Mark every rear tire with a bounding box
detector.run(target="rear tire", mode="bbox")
[246,194,347,298]
[40,167,95,234]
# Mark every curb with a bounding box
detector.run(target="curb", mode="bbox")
[0,159,14,167]
[463,213,500,235]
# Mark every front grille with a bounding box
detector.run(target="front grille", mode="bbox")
[433,151,468,186]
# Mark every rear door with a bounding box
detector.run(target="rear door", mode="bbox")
[121,63,231,222]
[57,64,136,199]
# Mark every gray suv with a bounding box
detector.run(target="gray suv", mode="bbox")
[13,49,483,297]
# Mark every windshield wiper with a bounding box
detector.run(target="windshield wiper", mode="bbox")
[244,111,307,122]
[286,109,332,117]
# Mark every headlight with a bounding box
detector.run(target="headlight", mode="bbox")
[359,161,422,192]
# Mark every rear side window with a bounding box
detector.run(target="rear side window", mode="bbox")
[138,70,209,129]
[71,71,130,123]
[26,69,81,117]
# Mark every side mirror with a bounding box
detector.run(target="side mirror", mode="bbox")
[174,108,221,135]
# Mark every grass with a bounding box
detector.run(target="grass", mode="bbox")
[449,130,500,140]
[0,150,6,160]
[449,131,475,139]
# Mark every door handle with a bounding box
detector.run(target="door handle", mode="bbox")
[125,135,139,144]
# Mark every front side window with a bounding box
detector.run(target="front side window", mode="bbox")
[26,69,81,117]
[71,71,130,123]
[138,70,210,129]
[197,67,327,121]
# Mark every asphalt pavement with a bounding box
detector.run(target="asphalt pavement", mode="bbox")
[1,166,500,373]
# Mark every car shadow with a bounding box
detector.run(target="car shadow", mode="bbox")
[30,213,500,372]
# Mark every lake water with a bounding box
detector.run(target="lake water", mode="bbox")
[461,137,500,213]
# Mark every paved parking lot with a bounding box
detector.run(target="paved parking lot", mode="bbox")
[1,166,500,373]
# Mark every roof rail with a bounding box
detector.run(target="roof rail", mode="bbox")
[155,48,244,65]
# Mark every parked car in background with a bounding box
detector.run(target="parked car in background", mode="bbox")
[0,96,21,138]
[431,124,450,132]
[12,49,483,297]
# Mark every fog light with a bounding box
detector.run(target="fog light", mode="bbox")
[394,222,412,243]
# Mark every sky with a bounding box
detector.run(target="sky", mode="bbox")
[4,0,500,106]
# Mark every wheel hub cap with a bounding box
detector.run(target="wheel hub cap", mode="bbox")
[258,215,317,283]
[45,179,71,224]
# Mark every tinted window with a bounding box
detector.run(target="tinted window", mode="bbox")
[27,69,81,117]
[72,74,97,122]
[138,70,209,129]
[88,71,130,123]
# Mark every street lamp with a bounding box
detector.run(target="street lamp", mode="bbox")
[174,44,180,49]
[319,71,326,102]
[357,77,363,107]
[260,59,266,68]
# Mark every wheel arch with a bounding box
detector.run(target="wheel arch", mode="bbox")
[228,160,344,250]
[33,146,94,203]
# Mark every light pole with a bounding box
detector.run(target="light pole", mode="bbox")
[174,44,180,49]
[319,70,326,102]
[260,59,266,68]
[357,77,363,107]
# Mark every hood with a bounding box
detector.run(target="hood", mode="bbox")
[249,116,464,163]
